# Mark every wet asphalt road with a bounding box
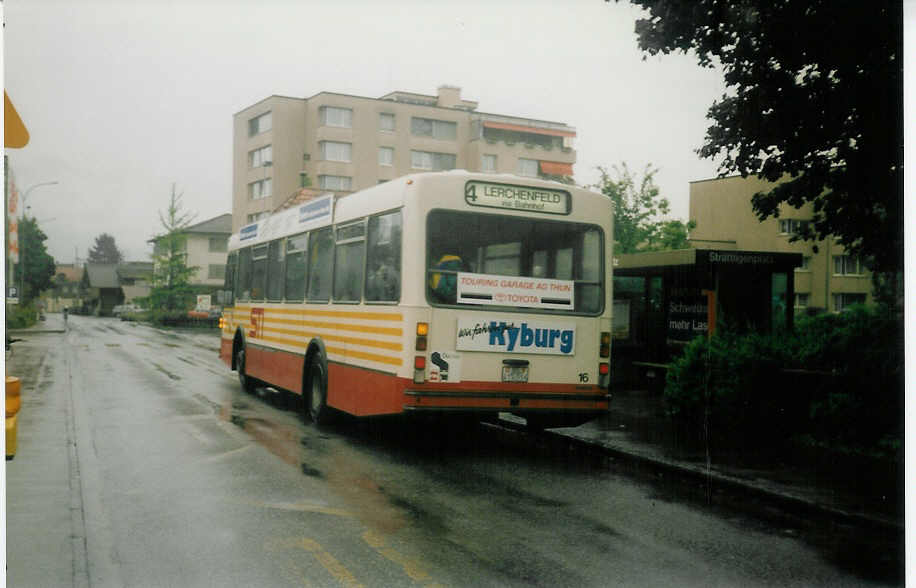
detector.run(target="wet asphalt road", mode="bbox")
[5,315,897,587]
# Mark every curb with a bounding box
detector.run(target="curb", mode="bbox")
[547,428,903,534]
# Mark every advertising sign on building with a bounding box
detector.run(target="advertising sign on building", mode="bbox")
[667,291,708,341]
[456,272,574,310]
[456,317,576,356]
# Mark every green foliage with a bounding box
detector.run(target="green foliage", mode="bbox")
[624,1,902,275]
[149,184,198,312]
[664,306,902,460]
[16,217,56,303]
[87,233,123,264]
[6,302,40,329]
[594,163,695,255]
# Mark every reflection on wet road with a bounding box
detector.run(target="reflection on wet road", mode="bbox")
[51,316,893,587]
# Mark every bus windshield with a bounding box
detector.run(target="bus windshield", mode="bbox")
[426,209,604,315]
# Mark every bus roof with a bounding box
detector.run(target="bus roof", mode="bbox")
[228,171,608,251]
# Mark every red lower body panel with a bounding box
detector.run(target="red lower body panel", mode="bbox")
[220,338,609,419]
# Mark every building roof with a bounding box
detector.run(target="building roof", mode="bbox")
[149,213,232,244]
[54,264,83,283]
[85,264,120,288]
[185,213,232,235]
[273,188,327,213]
[117,262,153,280]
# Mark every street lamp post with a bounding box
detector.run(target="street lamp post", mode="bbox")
[17,180,58,305]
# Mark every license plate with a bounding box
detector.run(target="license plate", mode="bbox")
[501,365,529,383]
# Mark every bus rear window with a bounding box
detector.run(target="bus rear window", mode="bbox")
[426,210,604,314]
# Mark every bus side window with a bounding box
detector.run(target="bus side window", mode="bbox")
[251,244,269,301]
[333,221,366,303]
[224,252,237,304]
[237,248,252,301]
[307,227,334,301]
[266,239,284,301]
[365,211,402,302]
[284,233,308,302]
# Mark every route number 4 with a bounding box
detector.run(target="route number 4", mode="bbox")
[249,308,265,339]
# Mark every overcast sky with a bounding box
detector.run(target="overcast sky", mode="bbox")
[4,0,725,264]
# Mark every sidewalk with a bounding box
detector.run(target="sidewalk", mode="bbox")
[5,313,78,586]
[7,310,69,336]
[552,389,903,532]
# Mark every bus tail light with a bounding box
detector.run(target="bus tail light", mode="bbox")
[414,356,426,383]
[416,322,428,351]
[600,332,610,358]
[598,362,610,389]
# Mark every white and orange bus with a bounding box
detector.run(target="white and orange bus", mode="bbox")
[219,171,612,428]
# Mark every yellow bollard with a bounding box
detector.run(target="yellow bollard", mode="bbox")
[6,376,21,460]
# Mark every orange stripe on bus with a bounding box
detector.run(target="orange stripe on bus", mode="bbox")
[264,326,404,352]
[256,336,403,367]
[267,319,403,337]
[234,305,402,322]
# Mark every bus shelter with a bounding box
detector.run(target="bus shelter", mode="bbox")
[611,249,802,389]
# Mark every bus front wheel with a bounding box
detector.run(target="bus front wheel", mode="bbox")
[307,355,332,425]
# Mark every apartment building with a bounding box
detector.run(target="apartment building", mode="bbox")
[688,174,872,314]
[232,85,577,232]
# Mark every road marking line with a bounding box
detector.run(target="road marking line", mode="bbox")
[362,530,440,585]
[299,538,363,587]
[232,496,354,518]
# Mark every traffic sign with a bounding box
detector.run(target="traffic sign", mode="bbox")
[4,92,29,149]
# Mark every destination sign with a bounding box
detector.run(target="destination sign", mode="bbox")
[464,181,570,215]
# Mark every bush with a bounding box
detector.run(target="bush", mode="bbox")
[664,331,792,459]
[664,305,903,461]
[6,304,39,329]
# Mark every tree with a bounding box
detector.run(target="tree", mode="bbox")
[149,184,198,312]
[87,233,123,264]
[622,1,903,277]
[595,163,695,255]
[16,217,56,303]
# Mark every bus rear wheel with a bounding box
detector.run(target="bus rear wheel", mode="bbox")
[236,345,256,393]
[307,355,332,425]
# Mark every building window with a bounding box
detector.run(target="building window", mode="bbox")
[779,219,810,235]
[517,158,538,177]
[248,112,272,137]
[833,255,865,275]
[318,175,352,191]
[410,117,457,140]
[246,212,269,224]
[833,292,866,312]
[410,150,456,171]
[248,145,272,168]
[798,255,812,271]
[248,178,272,200]
[208,264,226,280]
[379,112,395,132]
[795,293,809,308]
[320,106,352,128]
[319,141,352,162]
[208,237,227,253]
[481,154,497,172]
[378,146,394,166]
